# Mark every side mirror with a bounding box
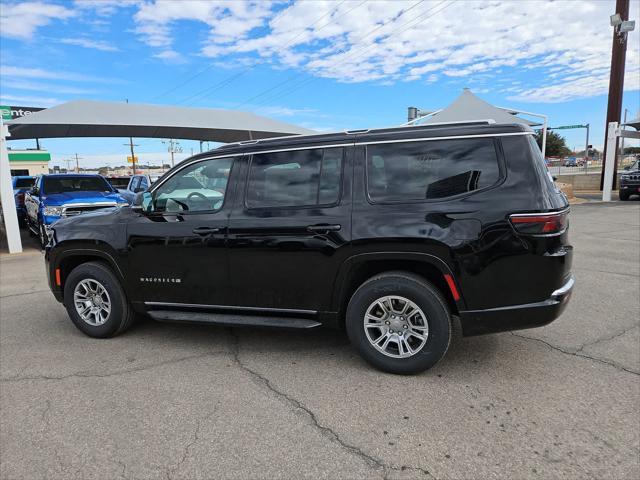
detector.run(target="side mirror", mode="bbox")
[133,187,146,193]
[132,191,153,212]
[113,188,119,192]
[624,165,630,170]
[552,176,558,182]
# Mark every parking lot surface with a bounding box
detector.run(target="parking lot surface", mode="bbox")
[1,202,638,480]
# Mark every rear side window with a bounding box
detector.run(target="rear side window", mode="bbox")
[246,148,343,208]
[14,178,34,188]
[366,138,500,202]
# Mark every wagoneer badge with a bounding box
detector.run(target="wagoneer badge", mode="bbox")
[140,277,182,283]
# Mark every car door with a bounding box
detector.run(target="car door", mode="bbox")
[24,176,42,226]
[126,155,237,306]
[227,145,353,313]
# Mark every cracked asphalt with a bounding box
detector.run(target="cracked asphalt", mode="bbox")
[1,201,638,480]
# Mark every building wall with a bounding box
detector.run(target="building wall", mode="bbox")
[556,173,601,191]
[9,160,49,176]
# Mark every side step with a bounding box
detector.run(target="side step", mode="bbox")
[147,310,322,329]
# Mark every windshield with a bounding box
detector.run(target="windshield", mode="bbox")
[43,176,113,194]
[107,177,130,188]
[14,178,35,188]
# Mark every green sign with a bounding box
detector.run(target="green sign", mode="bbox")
[1,105,44,121]
[552,124,586,130]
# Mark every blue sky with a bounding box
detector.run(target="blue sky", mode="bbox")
[1,0,639,169]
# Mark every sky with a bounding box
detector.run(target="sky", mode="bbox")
[1,0,639,169]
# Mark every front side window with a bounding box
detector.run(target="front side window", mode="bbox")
[246,148,343,208]
[366,138,500,202]
[152,157,233,213]
[43,176,113,194]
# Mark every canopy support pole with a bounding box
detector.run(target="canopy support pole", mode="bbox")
[602,122,619,202]
[0,118,23,253]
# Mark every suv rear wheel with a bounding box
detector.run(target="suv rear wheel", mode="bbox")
[346,272,451,375]
[619,190,630,201]
[63,262,136,338]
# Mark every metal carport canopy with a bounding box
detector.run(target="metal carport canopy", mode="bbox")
[6,99,315,141]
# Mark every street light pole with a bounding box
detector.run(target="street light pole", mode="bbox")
[600,0,631,190]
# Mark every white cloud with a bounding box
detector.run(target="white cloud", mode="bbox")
[0,79,100,95]
[0,65,125,84]
[60,37,119,52]
[0,93,62,107]
[185,0,639,103]
[0,1,75,40]
[74,0,140,17]
[133,0,276,51]
[152,49,186,63]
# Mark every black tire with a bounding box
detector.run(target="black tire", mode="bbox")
[619,190,630,201]
[346,271,452,375]
[63,262,136,338]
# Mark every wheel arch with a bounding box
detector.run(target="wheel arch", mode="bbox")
[331,252,465,327]
[52,244,125,298]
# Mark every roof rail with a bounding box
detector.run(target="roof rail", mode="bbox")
[401,118,496,127]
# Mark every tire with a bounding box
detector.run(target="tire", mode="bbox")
[346,271,452,375]
[619,190,630,201]
[63,262,136,338]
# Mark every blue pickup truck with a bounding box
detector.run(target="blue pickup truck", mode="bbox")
[24,174,129,248]
[12,176,36,224]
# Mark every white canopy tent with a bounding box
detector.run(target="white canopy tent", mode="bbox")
[407,89,547,156]
[0,100,315,253]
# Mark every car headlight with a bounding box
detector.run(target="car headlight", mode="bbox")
[43,206,63,216]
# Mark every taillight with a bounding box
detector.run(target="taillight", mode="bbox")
[509,209,569,235]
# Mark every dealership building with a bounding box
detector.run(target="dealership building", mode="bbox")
[7,149,50,176]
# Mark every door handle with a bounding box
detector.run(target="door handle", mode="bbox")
[306,224,341,233]
[192,227,221,235]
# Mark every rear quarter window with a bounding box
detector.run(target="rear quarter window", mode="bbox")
[366,137,501,202]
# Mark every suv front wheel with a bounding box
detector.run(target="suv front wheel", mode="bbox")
[346,272,451,375]
[63,262,136,338]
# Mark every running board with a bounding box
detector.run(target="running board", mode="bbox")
[147,310,322,329]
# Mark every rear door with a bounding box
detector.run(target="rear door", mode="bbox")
[227,145,353,313]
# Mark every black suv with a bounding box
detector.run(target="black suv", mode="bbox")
[45,122,574,374]
[619,159,640,201]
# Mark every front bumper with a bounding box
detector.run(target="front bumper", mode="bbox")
[459,275,574,336]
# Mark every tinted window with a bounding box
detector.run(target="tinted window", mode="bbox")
[367,138,500,202]
[247,148,343,208]
[153,157,233,213]
[14,178,35,188]
[43,176,113,194]
[107,177,130,189]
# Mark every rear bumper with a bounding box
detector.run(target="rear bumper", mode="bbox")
[459,275,574,336]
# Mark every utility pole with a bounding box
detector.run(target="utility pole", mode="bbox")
[74,153,82,173]
[162,139,182,168]
[124,138,139,174]
[600,0,632,190]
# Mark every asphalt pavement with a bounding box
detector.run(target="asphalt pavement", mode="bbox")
[1,201,638,480]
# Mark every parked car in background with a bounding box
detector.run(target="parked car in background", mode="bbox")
[46,122,573,374]
[619,159,640,201]
[12,176,36,224]
[25,174,129,248]
[563,157,578,167]
[106,176,131,191]
[116,174,157,204]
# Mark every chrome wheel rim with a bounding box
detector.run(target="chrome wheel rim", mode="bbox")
[364,295,429,358]
[73,279,112,326]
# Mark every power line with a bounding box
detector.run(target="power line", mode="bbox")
[150,1,295,101]
[250,0,456,109]
[179,0,361,107]
[232,0,431,109]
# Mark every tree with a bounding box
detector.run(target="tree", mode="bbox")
[535,130,571,157]
[623,146,640,154]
